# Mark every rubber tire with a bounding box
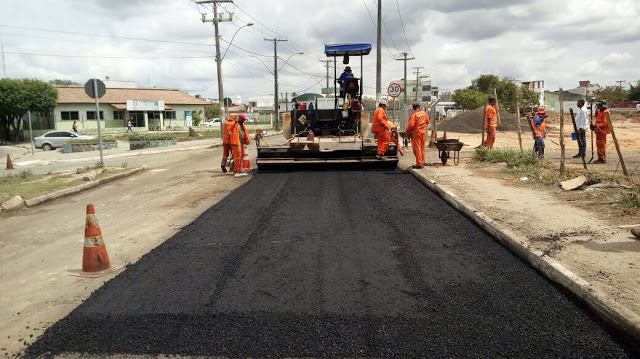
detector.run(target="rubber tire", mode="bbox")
[42,143,53,151]
[441,152,448,165]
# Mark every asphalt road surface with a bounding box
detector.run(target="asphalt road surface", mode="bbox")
[25,171,637,358]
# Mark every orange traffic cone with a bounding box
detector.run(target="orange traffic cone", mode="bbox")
[242,145,252,171]
[6,154,14,170]
[428,129,437,147]
[82,204,111,273]
[442,131,448,140]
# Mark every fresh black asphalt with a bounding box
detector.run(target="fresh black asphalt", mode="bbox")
[25,171,638,358]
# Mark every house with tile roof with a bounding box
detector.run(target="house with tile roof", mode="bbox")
[52,86,209,132]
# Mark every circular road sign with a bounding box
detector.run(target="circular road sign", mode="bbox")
[387,83,402,98]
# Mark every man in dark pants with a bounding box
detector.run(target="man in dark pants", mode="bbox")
[574,99,588,158]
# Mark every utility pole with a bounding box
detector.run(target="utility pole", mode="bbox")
[396,52,414,107]
[375,0,382,102]
[413,66,424,102]
[265,38,288,130]
[199,0,233,121]
[320,59,331,97]
[616,80,626,89]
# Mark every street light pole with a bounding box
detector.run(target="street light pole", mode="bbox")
[221,23,254,61]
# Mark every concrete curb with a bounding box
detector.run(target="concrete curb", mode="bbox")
[407,168,640,347]
[0,195,25,213]
[23,166,147,208]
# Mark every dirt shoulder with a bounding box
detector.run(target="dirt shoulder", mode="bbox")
[400,136,640,319]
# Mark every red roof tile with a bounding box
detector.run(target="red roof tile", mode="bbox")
[55,87,209,106]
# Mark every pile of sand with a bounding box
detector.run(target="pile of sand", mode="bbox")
[439,106,526,134]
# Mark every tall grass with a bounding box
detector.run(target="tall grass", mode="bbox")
[620,186,640,208]
[474,147,539,167]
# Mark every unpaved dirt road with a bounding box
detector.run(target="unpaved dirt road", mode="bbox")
[24,171,637,358]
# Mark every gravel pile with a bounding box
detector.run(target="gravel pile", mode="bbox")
[439,106,527,133]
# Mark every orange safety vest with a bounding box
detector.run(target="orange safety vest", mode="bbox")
[222,115,237,144]
[406,109,430,135]
[532,117,545,138]
[230,122,250,146]
[594,108,611,134]
[485,104,497,127]
[371,107,389,133]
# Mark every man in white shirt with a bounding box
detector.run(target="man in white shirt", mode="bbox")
[574,99,589,158]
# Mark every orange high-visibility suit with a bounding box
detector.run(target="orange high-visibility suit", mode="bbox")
[221,114,237,166]
[229,120,250,173]
[594,108,610,162]
[372,106,391,156]
[406,109,430,166]
[484,104,498,149]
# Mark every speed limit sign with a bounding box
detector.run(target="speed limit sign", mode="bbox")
[387,83,402,98]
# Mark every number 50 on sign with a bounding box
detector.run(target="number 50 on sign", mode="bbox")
[387,83,402,98]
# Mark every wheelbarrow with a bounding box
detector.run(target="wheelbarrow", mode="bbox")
[435,139,464,165]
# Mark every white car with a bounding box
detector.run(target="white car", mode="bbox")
[203,118,221,126]
[34,130,95,151]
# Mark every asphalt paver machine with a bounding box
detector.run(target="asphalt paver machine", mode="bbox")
[256,43,399,171]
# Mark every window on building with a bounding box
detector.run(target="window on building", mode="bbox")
[422,85,431,92]
[164,111,176,119]
[113,110,125,120]
[249,101,257,107]
[86,111,104,120]
[60,111,79,121]
[412,87,417,92]
[129,111,145,127]
[422,96,430,102]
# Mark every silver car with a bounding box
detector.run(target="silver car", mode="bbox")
[34,131,95,151]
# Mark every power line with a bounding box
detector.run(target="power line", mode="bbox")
[0,24,213,47]
[395,0,412,53]
[2,51,214,59]
[373,0,401,54]
[361,0,394,57]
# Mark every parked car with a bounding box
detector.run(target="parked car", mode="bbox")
[203,118,221,127]
[34,130,95,151]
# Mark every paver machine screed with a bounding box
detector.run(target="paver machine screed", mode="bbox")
[255,43,400,171]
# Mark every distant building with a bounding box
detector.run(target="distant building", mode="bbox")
[53,86,208,132]
[544,90,585,113]
[566,80,601,98]
[521,80,545,106]
[387,77,438,102]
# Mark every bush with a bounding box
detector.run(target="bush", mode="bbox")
[0,170,35,184]
[66,135,117,144]
[127,132,178,141]
[474,147,539,167]
[620,186,640,208]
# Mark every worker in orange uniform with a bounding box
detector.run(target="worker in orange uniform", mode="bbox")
[371,99,391,159]
[405,102,430,168]
[531,107,547,158]
[483,96,498,150]
[221,113,238,173]
[592,100,610,164]
[230,113,250,177]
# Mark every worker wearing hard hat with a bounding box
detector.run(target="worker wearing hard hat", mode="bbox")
[221,113,238,173]
[233,113,251,177]
[484,96,498,150]
[531,107,547,158]
[405,102,430,168]
[371,99,392,159]
[592,100,611,164]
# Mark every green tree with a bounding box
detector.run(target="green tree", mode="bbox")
[0,79,58,141]
[595,85,628,105]
[191,109,204,126]
[49,79,80,86]
[628,80,640,101]
[452,88,486,110]
[470,74,500,93]
[204,103,220,119]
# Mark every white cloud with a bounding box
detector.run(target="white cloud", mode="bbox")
[601,52,632,64]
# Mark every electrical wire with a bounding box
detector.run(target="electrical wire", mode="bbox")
[395,0,412,53]
[372,0,401,54]
[361,0,395,57]
[2,51,214,59]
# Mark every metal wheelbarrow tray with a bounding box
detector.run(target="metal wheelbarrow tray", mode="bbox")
[434,139,464,165]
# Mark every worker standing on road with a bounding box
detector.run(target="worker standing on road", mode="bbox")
[405,102,430,168]
[372,99,391,160]
[483,96,498,150]
[531,107,547,158]
[592,100,611,164]
[221,113,237,173]
[574,99,589,158]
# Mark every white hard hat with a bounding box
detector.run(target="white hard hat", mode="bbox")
[379,99,388,106]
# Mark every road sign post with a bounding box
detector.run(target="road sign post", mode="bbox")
[85,79,106,167]
[387,83,402,129]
